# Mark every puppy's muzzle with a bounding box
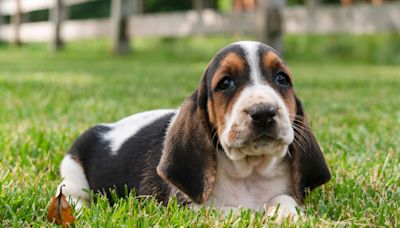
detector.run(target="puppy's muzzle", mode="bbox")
[248,104,278,139]
[249,104,277,126]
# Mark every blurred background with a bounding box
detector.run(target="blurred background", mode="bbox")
[0,0,399,62]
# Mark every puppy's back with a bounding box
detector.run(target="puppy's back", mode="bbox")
[58,110,178,206]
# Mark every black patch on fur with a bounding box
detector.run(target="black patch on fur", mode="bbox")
[69,112,178,203]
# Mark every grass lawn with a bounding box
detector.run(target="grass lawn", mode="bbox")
[0,36,399,226]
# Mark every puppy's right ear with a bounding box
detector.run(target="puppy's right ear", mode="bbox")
[290,97,331,202]
[157,81,217,204]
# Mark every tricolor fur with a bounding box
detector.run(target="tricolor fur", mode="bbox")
[56,41,331,220]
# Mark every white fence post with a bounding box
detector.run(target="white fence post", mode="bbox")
[259,0,285,54]
[135,0,143,14]
[50,0,65,51]
[193,0,205,35]
[193,0,204,18]
[12,0,22,46]
[0,1,3,38]
[111,0,133,54]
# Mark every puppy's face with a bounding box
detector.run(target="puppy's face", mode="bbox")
[206,41,296,160]
[159,41,330,203]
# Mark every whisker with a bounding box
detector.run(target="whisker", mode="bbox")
[289,114,315,153]
[210,126,222,151]
[295,136,307,152]
[291,125,309,152]
[292,122,314,135]
[292,135,307,153]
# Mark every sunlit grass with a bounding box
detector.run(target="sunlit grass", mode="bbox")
[0,35,399,226]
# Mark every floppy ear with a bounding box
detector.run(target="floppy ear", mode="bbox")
[290,97,331,202]
[157,79,217,204]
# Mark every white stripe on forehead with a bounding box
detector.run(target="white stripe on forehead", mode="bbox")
[233,41,263,85]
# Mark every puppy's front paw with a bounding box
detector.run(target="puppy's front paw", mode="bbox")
[264,195,303,223]
[265,204,302,222]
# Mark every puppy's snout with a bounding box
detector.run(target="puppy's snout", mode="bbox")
[249,104,277,127]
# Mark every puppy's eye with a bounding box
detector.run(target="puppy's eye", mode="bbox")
[274,72,290,87]
[216,76,235,91]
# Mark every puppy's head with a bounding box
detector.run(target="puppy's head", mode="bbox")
[207,41,295,160]
[157,41,330,204]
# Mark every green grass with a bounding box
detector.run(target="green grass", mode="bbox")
[0,35,399,226]
[285,33,400,65]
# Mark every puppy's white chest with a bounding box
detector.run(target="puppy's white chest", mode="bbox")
[205,152,291,209]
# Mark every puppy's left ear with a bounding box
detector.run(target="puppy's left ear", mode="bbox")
[157,78,217,204]
[290,96,331,202]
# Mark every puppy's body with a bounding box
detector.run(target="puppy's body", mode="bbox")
[61,110,291,209]
[60,110,182,205]
[57,41,331,219]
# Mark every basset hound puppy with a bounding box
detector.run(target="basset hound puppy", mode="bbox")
[56,41,331,221]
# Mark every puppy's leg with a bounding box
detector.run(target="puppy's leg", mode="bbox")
[265,195,303,222]
[56,154,90,209]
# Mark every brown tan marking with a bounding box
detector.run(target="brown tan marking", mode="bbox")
[282,90,297,122]
[262,51,297,121]
[208,52,247,137]
[210,52,246,89]
[263,51,281,69]
[263,51,293,81]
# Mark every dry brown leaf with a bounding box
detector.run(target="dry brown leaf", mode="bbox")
[47,185,75,227]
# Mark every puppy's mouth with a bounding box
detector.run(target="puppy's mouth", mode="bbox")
[223,134,289,160]
[250,132,276,144]
[229,132,281,149]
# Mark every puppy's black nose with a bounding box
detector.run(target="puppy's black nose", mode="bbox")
[249,105,277,125]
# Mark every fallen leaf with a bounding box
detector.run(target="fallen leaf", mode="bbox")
[47,184,75,227]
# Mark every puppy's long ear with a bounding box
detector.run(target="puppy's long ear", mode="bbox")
[290,97,331,202]
[157,78,217,204]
